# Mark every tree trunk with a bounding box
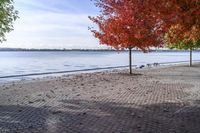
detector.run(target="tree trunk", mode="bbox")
[129,48,132,74]
[190,47,192,67]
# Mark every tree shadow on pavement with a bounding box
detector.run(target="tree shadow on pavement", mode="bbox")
[1,99,200,133]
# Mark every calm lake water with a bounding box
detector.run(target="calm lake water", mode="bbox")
[0,51,199,82]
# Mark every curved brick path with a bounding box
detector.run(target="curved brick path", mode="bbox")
[0,64,200,133]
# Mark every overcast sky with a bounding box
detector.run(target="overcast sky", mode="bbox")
[2,0,107,49]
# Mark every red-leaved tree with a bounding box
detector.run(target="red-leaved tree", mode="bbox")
[145,0,200,44]
[147,0,200,67]
[89,0,163,74]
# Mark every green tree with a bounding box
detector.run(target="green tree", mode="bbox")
[167,37,200,67]
[0,0,18,43]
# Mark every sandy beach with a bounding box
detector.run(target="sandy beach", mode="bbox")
[0,64,200,133]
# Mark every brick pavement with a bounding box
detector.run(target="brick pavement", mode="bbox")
[0,65,200,133]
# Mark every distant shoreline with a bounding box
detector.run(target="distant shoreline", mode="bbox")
[0,48,199,52]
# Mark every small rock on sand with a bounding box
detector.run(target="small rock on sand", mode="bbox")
[131,112,136,116]
[4,87,9,90]
[28,101,34,104]
[50,90,55,94]
[137,125,141,129]
[52,110,62,115]
[46,94,52,99]
[35,99,46,103]
[137,114,143,118]
[18,109,23,112]
[163,109,169,112]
